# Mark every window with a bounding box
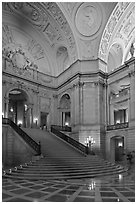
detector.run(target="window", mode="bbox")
[114,109,127,124]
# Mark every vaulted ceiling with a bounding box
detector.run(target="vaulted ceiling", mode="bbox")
[2,2,135,76]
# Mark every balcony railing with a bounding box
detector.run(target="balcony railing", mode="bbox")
[107,122,128,131]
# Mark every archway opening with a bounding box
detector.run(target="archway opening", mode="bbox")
[110,136,124,162]
[59,94,71,127]
[107,43,123,72]
[8,89,30,127]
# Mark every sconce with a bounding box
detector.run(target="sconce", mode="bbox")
[65,122,69,126]
[118,142,123,147]
[10,107,13,112]
[17,120,23,126]
[2,112,4,118]
[24,104,28,112]
[34,118,38,126]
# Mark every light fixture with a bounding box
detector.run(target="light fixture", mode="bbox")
[17,120,23,125]
[116,120,120,124]
[2,112,4,118]
[88,180,96,190]
[65,122,69,126]
[10,107,13,112]
[9,90,21,95]
[24,104,28,111]
[85,136,95,147]
[118,142,123,147]
[119,174,123,181]
[34,118,38,125]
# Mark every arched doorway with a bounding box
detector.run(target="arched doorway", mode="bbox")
[110,136,124,162]
[59,94,71,127]
[8,89,31,127]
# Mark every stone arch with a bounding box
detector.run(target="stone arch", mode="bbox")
[5,85,33,105]
[56,46,69,73]
[4,85,33,127]
[59,93,71,127]
[107,43,123,72]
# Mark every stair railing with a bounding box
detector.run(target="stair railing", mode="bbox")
[51,126,88,155]
[2,118,41,155]
[51,125,71,132]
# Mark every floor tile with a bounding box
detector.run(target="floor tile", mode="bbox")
[115,187,129,191]
[21,183,34,187]
[42,187,57,193]
[102,198,123,202]
[46,194,68,202]
[78,190,95,196]
[74,196,95,202]
[100,191,118,197]
[30,185,45,190]
[25,191,46,198]
[3,185,19,191]
[2,193,12,199]
[120,191,135,197]
[59,189,75,195]
[7,197,31,202]
[99,187,113,191]
[10,188,30,194]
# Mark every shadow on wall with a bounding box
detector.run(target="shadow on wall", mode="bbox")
[2,125,36,169]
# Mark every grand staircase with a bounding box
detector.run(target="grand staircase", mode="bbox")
[3,128,126,180]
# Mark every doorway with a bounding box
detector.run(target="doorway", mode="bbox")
[62,112,70,127]
[40,112,48,129]
[110,136,124,162]
[8,89,29,127]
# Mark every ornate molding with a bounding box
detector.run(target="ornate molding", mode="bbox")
[75,2,103,39]
[3,2,77,63]
[99,2,134,63]
[72,81,85,89]
[2,44,39,77]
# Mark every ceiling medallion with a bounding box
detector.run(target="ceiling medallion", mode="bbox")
[75,3,102,38]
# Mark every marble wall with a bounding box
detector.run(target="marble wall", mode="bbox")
[2,56,135,158]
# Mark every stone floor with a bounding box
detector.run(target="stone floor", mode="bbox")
[2,164,135,202]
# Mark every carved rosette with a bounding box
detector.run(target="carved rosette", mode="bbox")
[75,3,103,40]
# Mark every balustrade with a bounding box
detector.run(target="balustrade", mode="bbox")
[107,122,128,131]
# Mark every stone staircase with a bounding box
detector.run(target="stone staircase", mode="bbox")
[3,128,126,180]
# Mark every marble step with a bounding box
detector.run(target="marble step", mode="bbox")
[4,168,125,180]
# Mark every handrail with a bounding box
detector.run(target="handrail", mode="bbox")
[51,126,88,155]
[51,125,71,132]
[107,122,128,131]
[2,118,41,155]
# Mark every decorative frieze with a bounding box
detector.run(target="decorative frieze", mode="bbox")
[99,2,134,63]
[3,2,77,65]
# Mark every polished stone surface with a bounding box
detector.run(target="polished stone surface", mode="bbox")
[2,164,135,202]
